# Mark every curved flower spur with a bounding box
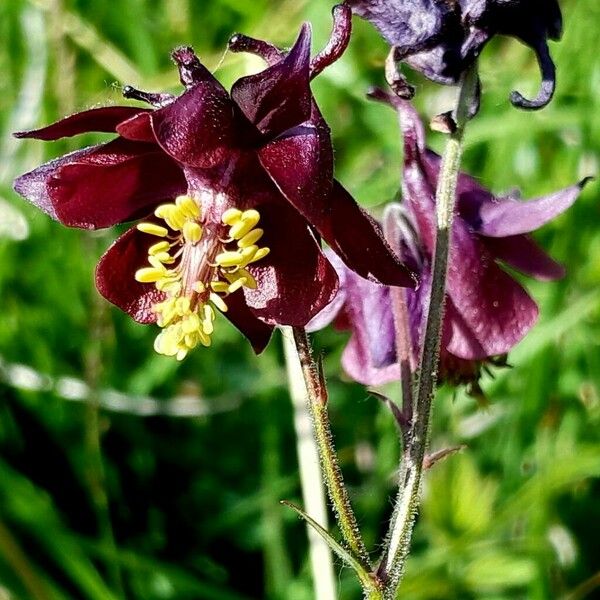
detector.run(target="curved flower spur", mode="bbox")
[13,5,415,361]
[347,0,564,110]
[310,91,588,391]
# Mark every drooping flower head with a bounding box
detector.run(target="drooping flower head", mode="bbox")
[310,90,588,388]
[347,0,563,109]
[13,7,416,361]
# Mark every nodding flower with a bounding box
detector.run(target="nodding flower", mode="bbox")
[13,6,416,360]
[309,90,588,390]
[347,0,564,110]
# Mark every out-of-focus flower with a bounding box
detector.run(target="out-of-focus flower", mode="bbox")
[310,92,588,387]
[347,0,563,109]
[14,8,415,360]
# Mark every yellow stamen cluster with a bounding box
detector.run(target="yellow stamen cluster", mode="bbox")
[134,196,270,360]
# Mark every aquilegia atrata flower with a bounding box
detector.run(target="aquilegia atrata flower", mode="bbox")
[347,0,563,109]
[310,90,587,387]
[14,8,414,360]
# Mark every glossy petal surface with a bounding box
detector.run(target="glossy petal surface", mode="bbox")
[231,25,312,136]
[15,106,149,140]
[244,202,339,326]
[96,227,164,324]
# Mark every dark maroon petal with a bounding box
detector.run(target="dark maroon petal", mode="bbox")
[116,112,156,143]
[16,138,186,229]
[14,147,95,219]
[308,250,401,386]
[339,268,399,386]
[328,182,417,287]
[258,124,415,287]
[95,227,163,324]
[14,107,149,140]
[231,24,312,136]
[243,202,339,327]
[150,75,238,168]
[444,222,539,360]
[463,180,587,237]
[307,251,348,331]
[484,234,565,281]
[258,115,333,226]
[223,291,274,354]
[342,333,400,386]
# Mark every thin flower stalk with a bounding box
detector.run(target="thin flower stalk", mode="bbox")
[282,327,337,600]
[290,327,372,573]
[379,64,480,597]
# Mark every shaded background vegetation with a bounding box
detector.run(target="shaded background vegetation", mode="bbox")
[0,0,599,598]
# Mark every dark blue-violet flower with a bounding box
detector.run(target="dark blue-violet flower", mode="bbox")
[13,8,415,360]
[310,93,587,387]
[347,0,563,109]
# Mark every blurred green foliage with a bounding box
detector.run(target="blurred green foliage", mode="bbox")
[0,0,599,598]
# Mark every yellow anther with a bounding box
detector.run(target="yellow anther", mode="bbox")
[154,329,179,356]
[154,203,175,218]
[227,278,246,293]
[249,247,270,263]
[153,252,175,264]
[192,281,206,294]
[210,293,228,313]
[183,221,202,244]
[203,304,215,322]
[176,195,200,219]
[175,297,191,315]
[148,241,171,255]
[155,204,186,231]
[239,268,257,289]
[182,313,201,334]
[222,208,242,225]
[215,251,245,267]
[239,245,258,265]
[135,267,166,283]
[137,222,168,237]
[210,281,230,293]
[202,317,214,335]
[229,210,260,240]
[198,329,212,347]
[238,228,264,248]
[156,280,182,295]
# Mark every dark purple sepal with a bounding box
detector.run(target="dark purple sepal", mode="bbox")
[483,235,565,281]
[462,180,589,237]
[150,75,238,168]
[327,182,417,287]
[17,138,186,229]
[243,202,339,326]
[223,291,274,354]
[116,112,156,143]
[444,221,540,360]
[95,227,164,324]
[231,24,312,137]
[14,106,150,140]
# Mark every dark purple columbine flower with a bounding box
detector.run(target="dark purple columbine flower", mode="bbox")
[347,0,563,109]
[310,91,588,387]
[13,7,415,360]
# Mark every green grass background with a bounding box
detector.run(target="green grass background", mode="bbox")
[0,0,599,598]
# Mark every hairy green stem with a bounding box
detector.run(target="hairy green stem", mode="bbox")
[283,328,337,600]
[379,65,479,598]
[290,327,372,572]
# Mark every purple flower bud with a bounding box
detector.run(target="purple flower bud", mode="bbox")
[348,0,564,109]
[309,93,588,387]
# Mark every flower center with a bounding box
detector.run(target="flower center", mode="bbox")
[134,195,270,360]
